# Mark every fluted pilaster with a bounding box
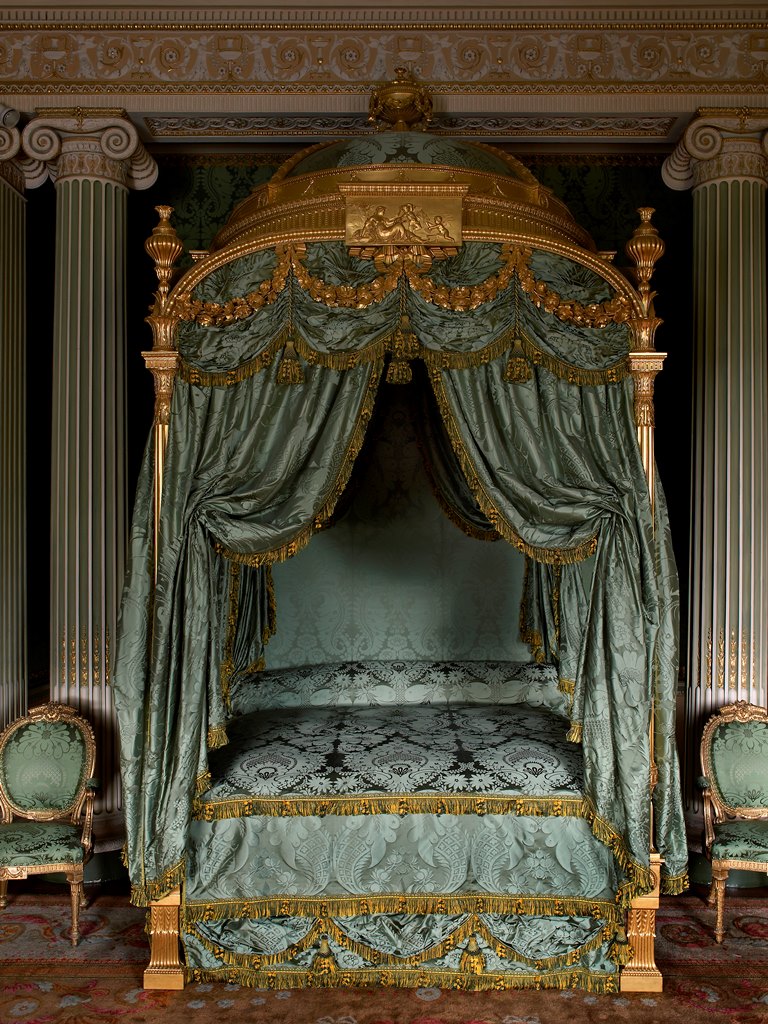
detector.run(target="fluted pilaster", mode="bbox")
[0,124,27,729]
[21,110,157,843]
[663,109,768,810]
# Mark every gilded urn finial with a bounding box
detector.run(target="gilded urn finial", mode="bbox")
[368,67,433,131]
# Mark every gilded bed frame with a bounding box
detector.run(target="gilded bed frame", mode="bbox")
[137,74,668,994]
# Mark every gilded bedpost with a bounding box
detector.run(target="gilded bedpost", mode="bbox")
[620,207,665,993]
[142,205,185,990]
[143,205,184,579]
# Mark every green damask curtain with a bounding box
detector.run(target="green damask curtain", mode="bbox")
[430,358,686,888]
[114,356,382,902]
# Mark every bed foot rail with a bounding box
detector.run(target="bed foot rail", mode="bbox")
[144,887,185,990]
[620,852,663,992]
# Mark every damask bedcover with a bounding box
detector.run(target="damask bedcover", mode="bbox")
[181,662,630,991]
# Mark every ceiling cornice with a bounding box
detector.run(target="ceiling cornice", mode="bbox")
[1,6,766,151]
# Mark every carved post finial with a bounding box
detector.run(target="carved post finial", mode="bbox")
[625,207,665,320]
[145,205,184,317]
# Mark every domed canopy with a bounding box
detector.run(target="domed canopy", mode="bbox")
[281,132,536,183]
[211,130,594,254]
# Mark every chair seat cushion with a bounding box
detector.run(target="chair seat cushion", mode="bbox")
[712,819,768,864]
[0,822,85,867]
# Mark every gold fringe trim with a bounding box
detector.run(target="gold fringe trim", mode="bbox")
[429,367,598,566]
[416,427,500,544]
[608,928,633,966]
[186,964,619,994]
[177,244,629,387]
[567,722,583,744]
[183,892,623,928]
[558,678,576,696]
[220,563,241,713]
[130,858,185,908]
[120,843,129,869]
[265,565,277,642]
[520,333,628,386]
[207,725,229,750]
[179,326,287,386]
[189,910,613,974]
[213,360,383,569]
[193,792,589,822]
[661,870,690,895]
[195,770,212,796]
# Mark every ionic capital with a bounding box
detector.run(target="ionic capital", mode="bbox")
[663,109,768,191]
[21,109,158,190]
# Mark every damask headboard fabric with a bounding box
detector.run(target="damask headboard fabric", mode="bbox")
[114,134,688,909]
[230,660,569,716]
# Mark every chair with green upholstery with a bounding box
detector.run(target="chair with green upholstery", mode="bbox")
[700,701,768,943]
[0,703,97,945]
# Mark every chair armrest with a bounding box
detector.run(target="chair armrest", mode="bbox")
[700,781,716,857]
[81,783,98,856]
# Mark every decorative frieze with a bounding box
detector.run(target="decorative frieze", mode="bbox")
[1,23,766,97]
[144,112,680,140]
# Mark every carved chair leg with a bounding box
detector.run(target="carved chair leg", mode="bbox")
[67,871,83,946]
[711,863,729,943]
[0,879,7,909]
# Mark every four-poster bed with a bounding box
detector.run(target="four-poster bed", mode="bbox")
[114,76,687,994]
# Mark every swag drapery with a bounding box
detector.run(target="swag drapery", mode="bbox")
[114,240,687,908]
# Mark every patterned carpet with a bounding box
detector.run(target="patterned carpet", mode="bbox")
[0,888,767,1023]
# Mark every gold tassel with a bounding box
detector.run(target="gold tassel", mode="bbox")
[386,357,413,384]
[567,722,583,744]
[386,312,417,384]
[460,935,486,975]
[311,936,338,980]
[503,337,532,383]
[661,870,690,895]
[608,926,633,965]
[277,339,304,385]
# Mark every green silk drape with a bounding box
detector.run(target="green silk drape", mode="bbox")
[114,357,382,901]
[114,239,686,904]
[430,358,686,887]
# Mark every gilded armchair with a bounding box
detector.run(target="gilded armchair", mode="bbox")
[700,701,768,943]
[0,703,97,945]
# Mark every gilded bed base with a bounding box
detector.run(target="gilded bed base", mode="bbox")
[143,852,663,992]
